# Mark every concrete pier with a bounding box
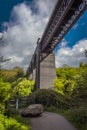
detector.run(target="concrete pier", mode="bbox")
[29,53,56,89]
[40,53,56,89]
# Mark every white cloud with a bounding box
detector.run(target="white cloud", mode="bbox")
[60,39,68,48]
[11,56,23,63]
[55,39,87,67]
[34,0,57,17]
[0,0,57,70]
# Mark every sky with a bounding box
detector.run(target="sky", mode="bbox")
[0,0,87,70]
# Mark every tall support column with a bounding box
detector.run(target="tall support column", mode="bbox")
[40,52,56,89]
[35,38,40,90]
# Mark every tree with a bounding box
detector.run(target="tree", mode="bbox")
[63,64,70,68]
[13,66,25,78]
[0,67,25,82]
[72,69,87,100]
[0,78,11,102]
[79,62,84,68]
[84,49,87,57]
[13,78,34,109]
[13,78,35,97]
[0,56,11,62]
[54,78,64,95]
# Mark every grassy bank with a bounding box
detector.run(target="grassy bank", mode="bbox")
[46,106,87,130]
[28,89,87,130]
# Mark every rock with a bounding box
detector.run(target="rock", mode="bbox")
[21,104,44,117]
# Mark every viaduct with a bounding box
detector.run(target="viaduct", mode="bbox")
[26,0,87,89]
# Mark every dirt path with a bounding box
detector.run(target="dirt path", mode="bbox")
[30,112,77,130]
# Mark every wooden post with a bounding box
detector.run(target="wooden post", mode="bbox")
[16,92,19,110]
[35,38,40,90]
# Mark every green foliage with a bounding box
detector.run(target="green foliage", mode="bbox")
[84,49,87,57]
[63,80,75,96]
[72,69,87,104]
[13,78,35,97]
[64,107,87,130]
[54,78,64,94]
[0,67,35,114]
[79,62,87,68]
[0,114,29,130]
[10,109,31,129]
[0,64,87,130]
[0,78,11,102]
[52,65,87,130]
[28,89,70,109]
[54,67,87,97]
[0,67,33,130]
[0,66,25,83]
[0,103,5,114]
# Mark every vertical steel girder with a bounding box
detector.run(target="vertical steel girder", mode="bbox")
[35,38,40,89]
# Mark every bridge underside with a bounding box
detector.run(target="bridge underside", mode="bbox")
[26,0,87,90]
[29,53,56,89]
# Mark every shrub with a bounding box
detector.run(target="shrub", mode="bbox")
[0,103,5,114]
[0,114,29,130]
[64,107,87,130]
[13,78,35,97]
[28,89,70,109]
[0,78,11,102]
[71,70,87,107]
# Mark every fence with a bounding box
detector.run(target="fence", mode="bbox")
[7,96,30,109]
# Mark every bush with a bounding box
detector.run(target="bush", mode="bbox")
[13,78,35,97]
[72,70,87,97]
[0,103,5,114]
[28,89,70,109]
[0,78,11,102]
[64,107,87,130]
[71,70,87,107]
[0,114,29,130]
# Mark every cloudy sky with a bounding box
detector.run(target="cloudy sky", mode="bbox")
[0,0,87,70]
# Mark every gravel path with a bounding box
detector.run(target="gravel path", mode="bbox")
[30,112,77,130]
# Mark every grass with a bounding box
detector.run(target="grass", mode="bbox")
[9,108,31,130]
[64,107,87,130]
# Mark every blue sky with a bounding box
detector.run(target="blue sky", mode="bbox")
[0,0,32,31]
[0,0,87,69]
[65,11,87,46]
[55,10,87,52]
[55,10,87,67]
